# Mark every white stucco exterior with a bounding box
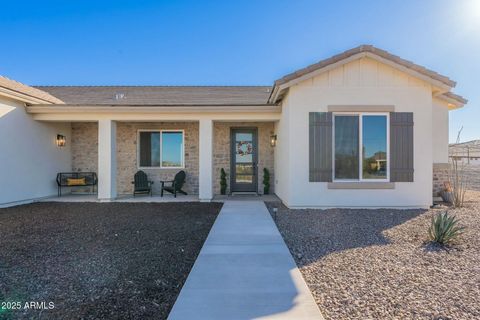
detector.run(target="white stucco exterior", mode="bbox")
[0,96,71,207]
[432,98,450,164]
[0,46,465,208]
[275,57,436,208]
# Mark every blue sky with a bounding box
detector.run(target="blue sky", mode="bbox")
[1,0,478,142]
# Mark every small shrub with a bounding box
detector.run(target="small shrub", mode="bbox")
[263,168,270,195]
[428,211,464,245]
[220,168,227,195]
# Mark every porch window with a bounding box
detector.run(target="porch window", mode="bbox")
[138,130,184,168]
[334,113,388,181]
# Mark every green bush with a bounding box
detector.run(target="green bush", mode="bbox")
[428,211,464,245]
[220,168,227,195]
[263,168,270,195]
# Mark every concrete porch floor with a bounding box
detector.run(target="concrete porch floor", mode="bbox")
[39,193,282,203]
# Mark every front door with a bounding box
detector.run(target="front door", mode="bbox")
[230,128,258,193]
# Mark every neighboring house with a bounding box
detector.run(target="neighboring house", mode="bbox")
[449,140,480,165]
[0,45,467,208]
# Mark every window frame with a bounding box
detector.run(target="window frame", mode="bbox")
[137,129,185,169]
[332,112,390,182]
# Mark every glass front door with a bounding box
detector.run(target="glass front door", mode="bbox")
[230,128,257,193]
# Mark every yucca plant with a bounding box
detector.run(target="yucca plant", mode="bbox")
[428,211,465,245]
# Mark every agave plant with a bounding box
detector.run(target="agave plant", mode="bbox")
[428,211,465,245]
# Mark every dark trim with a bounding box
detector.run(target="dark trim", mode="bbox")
[230,127,258,194]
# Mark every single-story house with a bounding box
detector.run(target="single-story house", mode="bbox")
[0,45,467,208]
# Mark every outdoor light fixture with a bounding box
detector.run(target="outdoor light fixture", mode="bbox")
[270,134,277,147]
[56,134,66,147]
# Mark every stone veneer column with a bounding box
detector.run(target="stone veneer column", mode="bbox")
[199,119,213,201]
[98,120,117,201]
[433,163,450,197]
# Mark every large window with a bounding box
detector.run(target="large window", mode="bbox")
[334,114,388,181]
[138,130,184,168]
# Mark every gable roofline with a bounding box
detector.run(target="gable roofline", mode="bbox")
[0,76,64,104]
[268,45,457,103]
[436,91,468,109]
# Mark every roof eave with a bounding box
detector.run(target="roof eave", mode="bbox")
[436,93,468,110]
[26,104,281,114]
[0,87,61,105]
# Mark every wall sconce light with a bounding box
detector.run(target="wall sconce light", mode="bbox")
[56,134,66,147]
[270,134,277,147]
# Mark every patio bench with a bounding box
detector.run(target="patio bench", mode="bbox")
[56,172,98,197]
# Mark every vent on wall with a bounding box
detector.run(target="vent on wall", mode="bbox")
[114,93,127,100]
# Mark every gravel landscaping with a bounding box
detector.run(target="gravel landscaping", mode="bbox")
[0,202,221,320]
[268,191,480,319]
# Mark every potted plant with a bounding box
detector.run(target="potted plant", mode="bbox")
[263,168,270,195]
[440,181,453,204]
[220,168,227,195]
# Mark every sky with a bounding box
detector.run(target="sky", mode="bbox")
[1,0,479,142]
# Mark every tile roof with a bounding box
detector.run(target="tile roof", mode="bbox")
[0,76,64,104]
[273,45,456,88]
[34,86,273,105]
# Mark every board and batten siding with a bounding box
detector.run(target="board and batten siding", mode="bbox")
[279,56,433,208]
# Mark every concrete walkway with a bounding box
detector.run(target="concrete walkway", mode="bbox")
[168,201,323,320]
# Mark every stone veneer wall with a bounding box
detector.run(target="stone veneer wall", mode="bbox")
[72,122,199,195]
[116,122,199,195]
[433,163,450,196]
[213,122,275,195]
[72,122,98,173]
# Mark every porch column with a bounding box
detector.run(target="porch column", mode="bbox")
[98,119,117,201]
[199,119,213,201]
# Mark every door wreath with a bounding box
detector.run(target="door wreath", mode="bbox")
[237,141,252,156]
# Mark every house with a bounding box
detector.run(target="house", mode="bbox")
[0,45,467,208]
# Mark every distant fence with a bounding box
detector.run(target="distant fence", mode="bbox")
[449,143,480,164]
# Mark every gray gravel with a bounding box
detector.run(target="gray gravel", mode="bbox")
[0,202,221,320]
[267,191,480,319]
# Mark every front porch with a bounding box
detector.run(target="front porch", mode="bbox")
[43,114,279,202]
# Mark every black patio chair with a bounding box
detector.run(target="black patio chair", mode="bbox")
[160,170,187,197]
[132,170,154,197]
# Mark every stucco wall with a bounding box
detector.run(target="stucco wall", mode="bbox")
[0,96,71,206]
[432,98,450,164]
[274,95,291,201]
[277,57,435,208]
[213,122,275,195]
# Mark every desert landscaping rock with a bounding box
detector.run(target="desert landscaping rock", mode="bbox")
[268,189,480,320]
[0,202,221,319]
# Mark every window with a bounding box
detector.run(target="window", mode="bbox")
[138,130,184,168]
[334,113,388,181]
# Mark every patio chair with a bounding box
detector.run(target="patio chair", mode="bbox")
[160,170,187,197]
[132,170,154,197]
